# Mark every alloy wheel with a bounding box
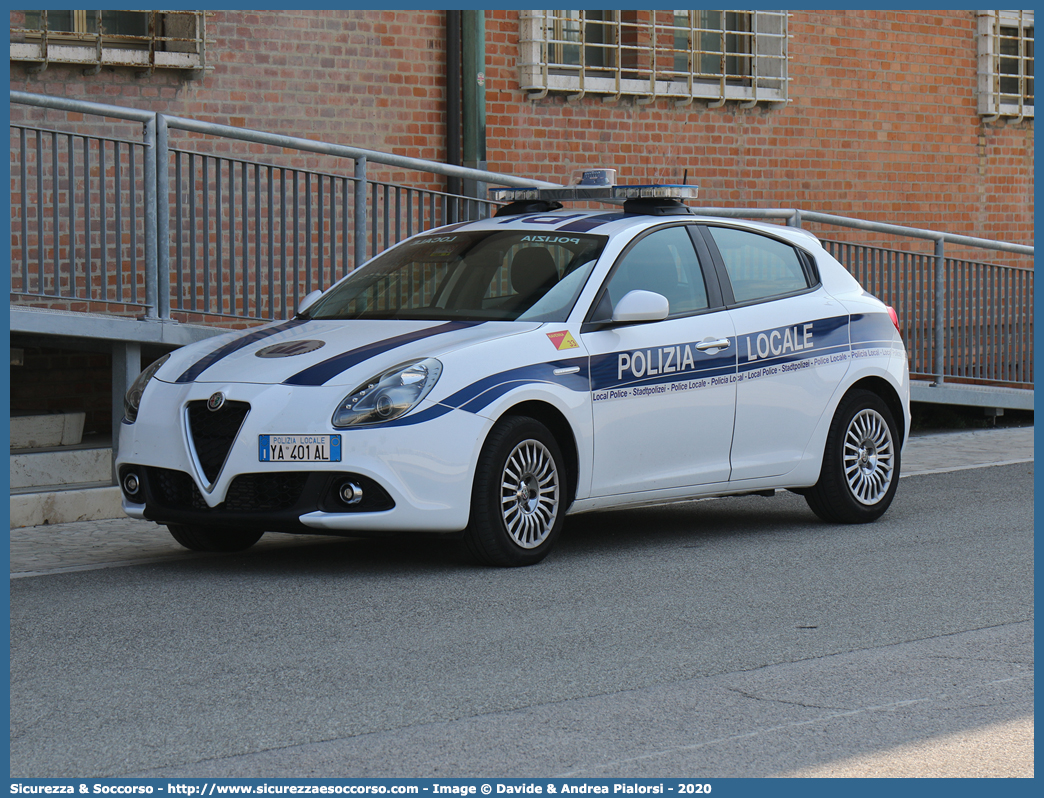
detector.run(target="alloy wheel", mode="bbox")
[500,439,560,548]
[843,408,895,505]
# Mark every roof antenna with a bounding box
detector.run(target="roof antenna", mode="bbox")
[683,169,689,185]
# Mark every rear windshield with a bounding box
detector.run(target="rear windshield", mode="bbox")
[304,231,607,322]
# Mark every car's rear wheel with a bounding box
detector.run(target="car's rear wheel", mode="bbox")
[805,389,900,524]
[167,524,264,552]
[464,416,567,567]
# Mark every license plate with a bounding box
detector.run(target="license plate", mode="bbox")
[259,434,341,463]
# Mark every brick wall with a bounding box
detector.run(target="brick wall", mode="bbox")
[9,7,1034,299]
[10,10,447,163]
[10,10,1033,233]
[485,9,1033,249]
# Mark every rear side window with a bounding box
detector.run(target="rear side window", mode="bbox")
[707,227,811,303]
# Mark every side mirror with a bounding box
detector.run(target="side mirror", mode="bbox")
[296,289,323,317]
[611,290,670,324]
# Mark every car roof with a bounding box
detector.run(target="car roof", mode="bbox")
[440,208,824,250]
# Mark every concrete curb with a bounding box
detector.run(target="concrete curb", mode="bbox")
[9,486,124,529]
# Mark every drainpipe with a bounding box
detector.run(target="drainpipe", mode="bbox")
[461,9,487,215]
[446,11,461,222]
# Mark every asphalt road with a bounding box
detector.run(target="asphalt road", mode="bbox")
[9,463,1034,778]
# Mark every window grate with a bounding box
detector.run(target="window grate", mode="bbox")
[10,9,207,74]
[519,9,788,106]
[978,10,1034,119]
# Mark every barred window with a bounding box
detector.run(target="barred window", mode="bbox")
[519,9,788,106]
[10,9,206,73]
[978,10,1034,118]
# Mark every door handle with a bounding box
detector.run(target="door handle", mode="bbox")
[695,338,731,351]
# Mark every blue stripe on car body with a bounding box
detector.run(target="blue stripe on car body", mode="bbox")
[589,345,735,392]
[442,357,589,411]
[735,315,851,373]
[557,213,629,233]
[849,312,900,344]
[380,403,456,428]
[369,358,590,428]
[283,321,485,387]
[176,318,309,383]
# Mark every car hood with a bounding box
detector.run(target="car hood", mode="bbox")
[155,319,543,388]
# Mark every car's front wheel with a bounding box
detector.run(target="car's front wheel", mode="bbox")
[805,389,901,524]
[464,416,567,567]
[167,524,264,552]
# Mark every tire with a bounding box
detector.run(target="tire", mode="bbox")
[805,389,901,524]
[463,416,568,567]
[167,524,264,552]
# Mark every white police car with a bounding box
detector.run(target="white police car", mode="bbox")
[116,170,910,566]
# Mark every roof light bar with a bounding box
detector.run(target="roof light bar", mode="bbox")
[490,168,698,215]
[489,183,699,204]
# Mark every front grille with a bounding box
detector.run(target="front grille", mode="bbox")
[150,467,208,510]
[225,473,310,512]
[187,400,250,483]
[146,468,310,513]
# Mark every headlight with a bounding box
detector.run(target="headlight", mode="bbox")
[123,353,171,424]
[332,358,442,428]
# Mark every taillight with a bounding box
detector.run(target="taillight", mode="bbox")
[887,305,902,337]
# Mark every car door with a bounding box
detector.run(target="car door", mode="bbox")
[698,225,851,482]
[581,224,737,496]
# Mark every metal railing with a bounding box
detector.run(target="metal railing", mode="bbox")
[822,241,1032,387]
[9,91,1035,395]
[10,90,553,323]
[12,123,151,311]
[167,149,497,321]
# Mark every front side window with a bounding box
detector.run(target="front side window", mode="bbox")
[305,231,607,323]
[706,227,811,304]
[10,9,206,72]
[593,226,709,321]
[978,10,1034,118]
[519,9,787,105]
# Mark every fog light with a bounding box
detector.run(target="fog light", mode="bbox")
[339,481,363,505]
[123,472,141,497]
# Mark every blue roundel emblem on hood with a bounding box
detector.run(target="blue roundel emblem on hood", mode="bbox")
[255,340,326,358]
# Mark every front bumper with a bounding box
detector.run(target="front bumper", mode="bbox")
[120,466,400,535]
[116,379,490,535]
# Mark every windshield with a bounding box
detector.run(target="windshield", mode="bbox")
[304,230,607,322]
